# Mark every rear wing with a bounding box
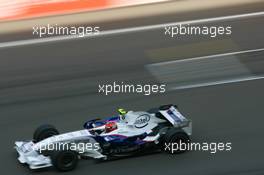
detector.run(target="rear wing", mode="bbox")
[159,106,192,135]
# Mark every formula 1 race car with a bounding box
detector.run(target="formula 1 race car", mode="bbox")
[15,104,192,171]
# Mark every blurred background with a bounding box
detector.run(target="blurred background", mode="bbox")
[0,0,264,174]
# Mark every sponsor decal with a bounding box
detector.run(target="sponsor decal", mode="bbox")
[134,114,150,128]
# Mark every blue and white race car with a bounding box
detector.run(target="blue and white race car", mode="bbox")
[15,104,192,171]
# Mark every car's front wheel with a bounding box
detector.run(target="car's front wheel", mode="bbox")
[33,124,59,143]
[51,150,79,172]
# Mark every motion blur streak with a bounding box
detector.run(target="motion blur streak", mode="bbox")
[149,48,264,65]
[147,48,264,90]
[0,11,264,48]
[0,0,168,21]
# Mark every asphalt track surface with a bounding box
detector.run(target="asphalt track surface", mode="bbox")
[0,7,264,175]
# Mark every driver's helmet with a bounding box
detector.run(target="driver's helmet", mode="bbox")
[118,108,127,121]
[105,121,117,133]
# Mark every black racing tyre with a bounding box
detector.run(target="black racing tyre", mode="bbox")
[33,124,59,143]
[51,150,79,172]
[162,128,190,154]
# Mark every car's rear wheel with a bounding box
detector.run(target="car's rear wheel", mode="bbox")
[162,128,190,154]
[33,124,59,143]
[51,150,79,172]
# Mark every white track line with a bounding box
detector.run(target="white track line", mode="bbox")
[171,76,264,90]
[148,47,264,66]
[146,47,264,90]
[0,11,264,48]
